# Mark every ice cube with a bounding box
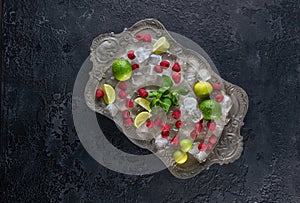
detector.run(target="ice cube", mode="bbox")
[115,99,127,111]
[131,72,145,86]
[194,151,208,163]
[105,103,119,117]
[190,109,203,123]
[148,54,162,65]
[189,142,200,155]
[183,97,198,113]
[135,45,152,63]
[220,93,232,113]
[197,69,211,81]
[155,134,168,150]
[185,70,197,86]
[151,106,167,124]
[136,123,153,141]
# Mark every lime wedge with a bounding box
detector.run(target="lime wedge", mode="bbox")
[134,111,151,128]
[102,84,116,104]
[153,37,170,54]
[134,97,151,111]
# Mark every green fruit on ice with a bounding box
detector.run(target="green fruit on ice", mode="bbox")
[180,138,193,152]
[193,81,213,98]
[173,150,188,164]
[199,99,222,121]
[112,59,132,81]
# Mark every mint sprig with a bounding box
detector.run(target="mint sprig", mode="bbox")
[147,75,189,113]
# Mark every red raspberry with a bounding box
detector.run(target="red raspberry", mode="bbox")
[143,33,152,42]
[127,50,136,60]
[122,110,130,119]
[206,144,213,150]
[160,60,170,69]
[135,33,143,41]
[171,73,181,84]
[209,135,217,144]
[118,91,126,99]
[161,130,170,138]
[172,109,181,119]
[172,62,181,72]
[215,94,224,103]
[154,118,162,127]
[212,83,222,90]
[170,135,179,146]
[126,98,134,108]
[207,121,216,131]
[162,123,170,131]
[131,63,139,70]
[154,65,163,73]
[175,120,182,129]
[190,130,198,139]
[146,120,154,128]
[198,143,208,151]
[138,88,148,98]
[95,88,104,99]
[199,119,204,124]
[118,82,127,90]
[195,122,203,132]
[123,118,133,126]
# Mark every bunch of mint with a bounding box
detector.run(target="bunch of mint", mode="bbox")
[147,75,189,113]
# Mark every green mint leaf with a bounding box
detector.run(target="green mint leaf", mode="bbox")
[150,98,160,109]
[147,91,157,98]
[160,98,172,113]
[161,92,172,100]
[162,75,173,88]
[171,92,179,106]
[172,88,189,95]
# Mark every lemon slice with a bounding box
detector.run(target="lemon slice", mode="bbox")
[153,37,170,54]
[134,97,151,111]
[102,84,116,104]
[134,111,151,128]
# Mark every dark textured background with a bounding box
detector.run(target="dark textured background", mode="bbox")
[1,0,300,202]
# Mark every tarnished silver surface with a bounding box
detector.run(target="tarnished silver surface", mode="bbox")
[84,19,249,179]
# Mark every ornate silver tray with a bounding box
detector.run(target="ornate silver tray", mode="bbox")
[84,19,248,179]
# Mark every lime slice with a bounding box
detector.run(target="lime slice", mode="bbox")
[134,111,151,128]
[102,84,116,104]
[153,37,170,54]
[134,97,151,111]
[173,150,188,164]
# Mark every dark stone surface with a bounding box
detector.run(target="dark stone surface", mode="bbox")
[1,0,300,202]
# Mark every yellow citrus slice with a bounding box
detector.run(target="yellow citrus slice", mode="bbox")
[153,37,170,54]
[134,97,151,111]
[102,84,116,104]
[134,111,151,128]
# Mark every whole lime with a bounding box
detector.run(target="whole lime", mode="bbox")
[193,81,213,98]
[112,59,132,81]
[180,138,193,152]
[173,150,188,164]
[199,100,222,121]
